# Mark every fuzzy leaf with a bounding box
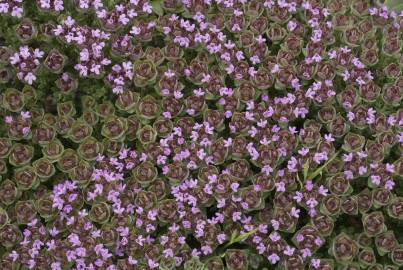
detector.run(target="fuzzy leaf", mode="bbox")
[151,0,164,16]
[386,0,403,12]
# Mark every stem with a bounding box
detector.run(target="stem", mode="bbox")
[307,151,340,180]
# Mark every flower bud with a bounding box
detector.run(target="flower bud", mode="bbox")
[3,88,25,112]
[56,115,74,135]
[0,46,12,65]
[374,231,396,258]
[266,23,286,44]
[357,189,373,213]
[15,19,37,43]
[362,212,386,237]
[341,196,358,216]
[225,249,248,270]
[331,233,358,264]
[69,160,93,187]
[359,81,381,103]
[0,138,12,159]
[158,199,178,224]
[57,148,79,172]
[56,72,78,94]
[321,195,341,216]
[0,207,8,229]
[153,118,173,138]
[145,47,164,66]
[383,38,401,56]
[44,49,66,74]
[15,165,39,191]
[148,179,169,201]
[103,138,124,156]
[328,173,351,196]
[15,200,36,224]
[384,63,401,79]
[134,190,157,210]
[68,120,93,143]
[252,172,274,192]
[391,245,403,266]
[159,257,176,270]
[77,136,103,161]
[210,138,229,165]
[361,49,379,66]
[184,257,206,270]
[9,143,34,167]
[384,265,399,270]
[311,214,334,237]
[35,193,57,220]
[351,0,370,16]
[206,257,224,270]
[134,60,157,87]
[0,67,12,84]
[133,161,157,187]
[387,197,403,220]
[300,126,321,148]
[0,224,22,248]
[372,188,392,208]
[162,96,183,118]
[96,101,115,119]
[163,42,184,59]
[166,161,189,185]
[32,122,56,145]
[101,116,127,140]
[365,141,385,162]
[81,110,99,126]
[42,139,64,161]
[124,115,141,141]
[240,186,264,211]
[57,101,76,117]
[0,180,19,206]
[382,84,402,106]
[115,90,140,113]
[138,95,160,120]
[333,13,351,30]
[89,202,111,224]
[253,67,274,90]
[137,125,157,145]
[342,133,365,152]
[43,113,57,126]
[343,27,363,47]
[101,223,118,247]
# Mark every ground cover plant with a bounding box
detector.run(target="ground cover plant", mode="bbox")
[0,0,402,269]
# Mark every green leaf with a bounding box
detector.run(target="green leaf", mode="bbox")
[307,151,340,180]
[232,228,259,243]
[151,0,164,16]
[303,160,310,180]
[221,228,259,253]
[230,231,238,242]
[386,0,403,12]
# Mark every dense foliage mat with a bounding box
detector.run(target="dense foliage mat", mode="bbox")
[0,0,402,269]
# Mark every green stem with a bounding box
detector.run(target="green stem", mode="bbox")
[221,227,259,252]
[307,151,340,180]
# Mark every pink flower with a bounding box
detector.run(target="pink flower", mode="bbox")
[268,253,280,264]
[4,115,13,124]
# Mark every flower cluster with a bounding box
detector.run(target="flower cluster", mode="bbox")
[36,0,64,13]
[0,0,24,17]
[9,46,44,84]
[53,16,111,77]
[0,0,402,269]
